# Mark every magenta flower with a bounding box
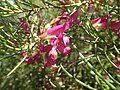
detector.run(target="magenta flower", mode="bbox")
[115,60,120,74]
[20,52,40,64]
[38,9,76,67]
[39,34,71,67]
[43,34,71,67]
[57,44,71,56]
[38,44,56,67]
[18,19,30,34]
[38,44,53,53]
[92,15,112,29]
[44,54,57,67]
[44,47,57,67]
[49,35,71,56]
[92,15,120,37]
[48,23,67,36]
[68,10,81,26]
[40,10,80,38]
[24,53,40,64]
[20,10,77,68]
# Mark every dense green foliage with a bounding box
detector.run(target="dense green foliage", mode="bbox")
[0,0,120,90]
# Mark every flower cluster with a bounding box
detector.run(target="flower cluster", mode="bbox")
[19,10,80,68]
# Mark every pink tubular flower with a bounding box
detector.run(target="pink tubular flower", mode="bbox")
[92,15,120,37]
[68,10,81,26]
[18,19,30,34]
[40,10,80,38]
[92,15,112,28]
[115,60,120,74]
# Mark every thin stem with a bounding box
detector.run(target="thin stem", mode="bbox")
[7,55,27,76]
[104,51,120,70]
[94,41,120,86]
[79,52,117,90]
[60,64,97,90]
[114,45,120,54]
[97,55,120,85]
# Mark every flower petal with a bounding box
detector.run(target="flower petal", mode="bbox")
[63,35,70,45]
[47,23,65,36]
[110,21,120,29]
[57,42,71,55]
